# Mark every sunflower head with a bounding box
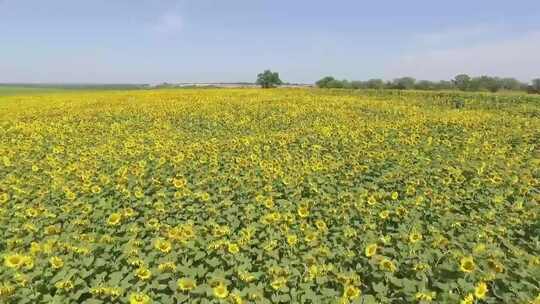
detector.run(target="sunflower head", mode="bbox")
[474,282,488,299]
[365,244,378,257]
[129,292,151,304]
[107,213,122,226]
[460,256,476,273]
[177,277,196,292]
[213,283,229,299]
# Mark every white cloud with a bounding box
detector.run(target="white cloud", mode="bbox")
[386,29,540,81]
[412,23,504,48]
[152,13,183,34]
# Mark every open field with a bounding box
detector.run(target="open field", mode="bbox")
[0,89,539,303]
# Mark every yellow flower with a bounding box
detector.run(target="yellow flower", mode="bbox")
[4,254,25,269]
[365,244,378,257]
[474,282,488,299]
[415,291,435,301]
[213,283,229,299]
[55,280,74,291]
[460,256,476,273]
[315,219,327,231]
[379,258,397,272]
[409,231,423,243]
[177,277,197,292]
[158,262,176,272]
[135,267,152,280]
[129,292,151,304]
[0,194,8,205]
[154,239,172,253]
[228,243,240,254]
[391,191,399,200]
[172,177,187,188]
[229,292,244,304]
[343,285,361,299]
[107,213,122,226]
[0,282,15,298]
[270,277,287,290]
[286,234,298,246]
[49,256,64,269]
[91,185,102,194]
[298,206,309,218]
[379,210,390,219]
[460,293,474,304]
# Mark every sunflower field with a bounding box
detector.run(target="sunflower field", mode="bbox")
[0,88,539,304]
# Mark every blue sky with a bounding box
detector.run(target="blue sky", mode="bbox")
[1,0,539,83]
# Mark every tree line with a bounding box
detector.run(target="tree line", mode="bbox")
[316,75,540,93]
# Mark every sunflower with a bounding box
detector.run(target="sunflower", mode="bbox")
[364,244,378,257]
[474,282,488,299]
[286,234,298,246]
[54,280,74,291]
[177,277,196,292]
[228,243,240,254]
[367,195,377,205]
[391,191,399,200]
[129,292,151,304]
[343,285,361,299]
[460,293,474,304]
[409,231,423,243]
[379,210,390,219]
[0,192,9,204]
[379,258,397,272]
[135,267,152,280]
[49,256,64,269]
[154,239,172,253]
[229,292,244,304]
[90,185,102,194]
[297,206,309,218]
[172,177,187,189]
[158,262,176,272]
[4,254,24,269]
[107,213,122,226]
[270,277,287,290]
[460,256,476,273]
[0,282,15,298]
[415,291,435,301]
[213,283,229,299]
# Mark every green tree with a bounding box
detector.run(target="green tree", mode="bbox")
[326,79,345,88]
[453,74,471,91]
[256,70,282,88]
[365,79,385,89]
[500,78,522,91]
[315,76,336,88]
[532,78,540,93]
[392,77,416,90]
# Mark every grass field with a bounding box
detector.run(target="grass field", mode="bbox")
[0,89,539,303]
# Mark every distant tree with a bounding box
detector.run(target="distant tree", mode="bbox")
[256,70,282,88]
[315,76,336,88]
[392,77,416,90]
[326,79,345,89]
[469,76,501,92]
[415,80,436,90]
[341,80,353,89]
[500,78,522,91]
[435,80,455,90]
[365,79,385,89]
[532,78,540,93]
[350,80,365,89]
[483,76,503,93]
[453,74,471,91]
